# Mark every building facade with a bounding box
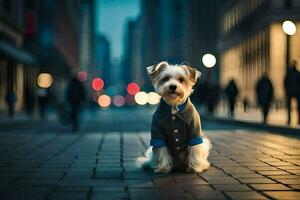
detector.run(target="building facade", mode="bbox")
[0,0,37,116]
[219,0,300,104]
[187,0,222,82]
[94,34,111,86]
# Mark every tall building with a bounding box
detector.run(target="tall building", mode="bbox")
[187,0,222,82]
[160,0,189,64]
[140,0,161,68]
[123,19,143,86]
[94,34,111,86]
[79,0,95,77]
[140,0,190,89]
[0,0,37,115]
[219,0,300,103]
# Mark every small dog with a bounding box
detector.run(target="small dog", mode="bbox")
[137,61,211,173]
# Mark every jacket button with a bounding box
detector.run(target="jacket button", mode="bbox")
[175,139,179,142]
[172,116,176,120]
[176,146,180,150]
[174,129,179,133]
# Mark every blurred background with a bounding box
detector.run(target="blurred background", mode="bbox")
[0,0,299,130]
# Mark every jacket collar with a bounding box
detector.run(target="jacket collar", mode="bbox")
[158,98,193,123]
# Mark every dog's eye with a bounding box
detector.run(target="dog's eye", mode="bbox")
[162,77,169,82]
[178,77,184,83]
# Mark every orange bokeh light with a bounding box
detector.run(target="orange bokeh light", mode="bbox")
[98,95,111,107]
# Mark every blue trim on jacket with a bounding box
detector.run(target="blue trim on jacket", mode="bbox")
[150,139,166,147]
[189,136,203,146]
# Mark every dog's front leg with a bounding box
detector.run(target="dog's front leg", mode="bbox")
[187,137,211,173]
[153,147,173,173]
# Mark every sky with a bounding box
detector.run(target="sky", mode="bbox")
[95,0,141,61]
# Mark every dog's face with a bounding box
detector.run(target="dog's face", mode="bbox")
[147,61,200,106]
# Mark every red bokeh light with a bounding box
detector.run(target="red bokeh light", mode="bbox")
[127,82,140,95]
[92,78,104,91]
[77,71,87,81]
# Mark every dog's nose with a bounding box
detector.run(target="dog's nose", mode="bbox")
[169,85,177,91]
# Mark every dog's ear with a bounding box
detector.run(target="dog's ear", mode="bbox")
[146,61,169,82]
[182,65,201,85]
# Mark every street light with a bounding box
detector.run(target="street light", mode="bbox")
[37,73,53,88]
[282,20,297,35]
[202,53,216,68]
[282,20,296,69]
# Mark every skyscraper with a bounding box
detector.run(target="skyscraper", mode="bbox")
[94,34,111,86]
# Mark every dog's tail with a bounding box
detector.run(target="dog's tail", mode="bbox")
[136,147,153,169]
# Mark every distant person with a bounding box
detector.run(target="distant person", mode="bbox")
[67,77,86,132]
[284,60,300,125]
[206,83,220,115]
[225,79,239,117]
[256,73,274,123]
[37,88,49,120]
[24,86,35,116]
[242,97,250,113]
[5,90,16,118]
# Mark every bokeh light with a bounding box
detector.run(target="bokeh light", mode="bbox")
[125,94,135,105]
[127,82,140,95]
[147,92,161,105]
[135,91,148,105]
[98,95,111,108]
[37,73,53,88]
[92,78,104,91]
[113,95,125,107]
[77,71,87,81]
[202,53,216,68]
[282,20,296,36]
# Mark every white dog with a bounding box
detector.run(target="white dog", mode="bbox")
[137,61,211,173]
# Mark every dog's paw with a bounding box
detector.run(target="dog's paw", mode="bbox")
[187,161,210,173]
[154,167,171,174]
[185,167,195,173]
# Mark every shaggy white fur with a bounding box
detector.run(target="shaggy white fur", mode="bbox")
[187,137,212,173]
[136,146,173,173]
[153,147,173,173]
[136,137,211,173]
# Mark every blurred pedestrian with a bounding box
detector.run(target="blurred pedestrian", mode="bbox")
[284,60,300,125]
[24,86,35,116]
[242,97,249,113]
[5,89,16,118]
[67,77,86,132]
[225,79,239,117]
[206,83,220,115]
[37,88,49,120]
[256,73,274,123]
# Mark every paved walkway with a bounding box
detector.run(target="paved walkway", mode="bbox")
[215,106,300,128]
[0,130,299,200]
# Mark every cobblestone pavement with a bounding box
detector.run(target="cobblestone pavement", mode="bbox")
[0,129,299,200]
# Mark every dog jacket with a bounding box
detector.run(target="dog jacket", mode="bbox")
[150,98,203,171]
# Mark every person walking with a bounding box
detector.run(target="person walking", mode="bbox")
[256,73,274,123]
[37,88,49,120]
[5,89,16,118]
[66,76,86,132]
[284,60,300,125]
[225,79,239,117]
[24,86,35,116]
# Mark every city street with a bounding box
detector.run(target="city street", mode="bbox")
[0,109,299,200]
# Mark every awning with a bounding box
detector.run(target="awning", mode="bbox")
[0,41,37,65]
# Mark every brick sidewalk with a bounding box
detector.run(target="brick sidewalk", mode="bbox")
[0,131,299,200]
